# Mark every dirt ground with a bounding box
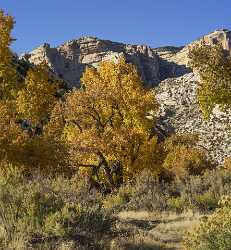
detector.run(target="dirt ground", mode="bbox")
[110,211,201,250]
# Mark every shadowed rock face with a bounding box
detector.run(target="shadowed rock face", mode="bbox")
[203,29,231,50]
[155,29,231,80]
[23,37,160,88]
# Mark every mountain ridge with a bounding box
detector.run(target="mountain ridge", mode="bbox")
[21,29,231,88]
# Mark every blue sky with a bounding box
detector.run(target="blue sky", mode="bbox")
[1,0,231,54]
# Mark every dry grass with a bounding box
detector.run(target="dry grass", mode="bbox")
[112,210,201,250]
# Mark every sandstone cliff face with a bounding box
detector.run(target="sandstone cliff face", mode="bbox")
[24,29,231,87]
[155,29,231,80]
[23,37,160,88]
[203,29,231,51]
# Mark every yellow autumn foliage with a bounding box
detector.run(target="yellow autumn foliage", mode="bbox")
[62,58,159,181]
[162,134,211,178]
[0,10,19,99]
[189,42,231,118]
[16,63,58,125]
[184,196,231,249]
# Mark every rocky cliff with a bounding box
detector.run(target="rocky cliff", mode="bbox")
[23,29,231,87]
[156,73,231,164]
[22,29,231,164]
[22,37,160,88]
[154,29,231,80]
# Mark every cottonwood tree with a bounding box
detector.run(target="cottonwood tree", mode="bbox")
[0,10,19,99]
[16,63,59,126]
[189,42,231,118]
[14,64,70,175]
[0,94,70,176]
[0,100,22,164]
[162,134,212,179]
[61,58,159,190]
[0,10,22,168]
[0,10,69,176]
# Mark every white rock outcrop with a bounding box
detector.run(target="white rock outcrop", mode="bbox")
[156,73,231,164]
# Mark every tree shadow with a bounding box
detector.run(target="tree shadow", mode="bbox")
[125,219,162,230]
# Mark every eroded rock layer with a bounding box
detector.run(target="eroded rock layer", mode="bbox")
[23,37,160,88]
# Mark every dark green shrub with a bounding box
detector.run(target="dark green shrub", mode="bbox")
[193,193,218,212]
[166,197,186,212]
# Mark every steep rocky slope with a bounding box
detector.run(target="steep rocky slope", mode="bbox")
[22,29,231,164]
[23,29,231,86]
[153,29,231,164]
[155,73,231,164]
[154,29,231,80]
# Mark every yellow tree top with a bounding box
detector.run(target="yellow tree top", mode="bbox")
[63,58,159,181]
[189,43,231,118]
[0,10,18,99]
[16,63,58,125]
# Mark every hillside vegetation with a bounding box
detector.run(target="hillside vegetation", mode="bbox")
[0,9,231,250]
